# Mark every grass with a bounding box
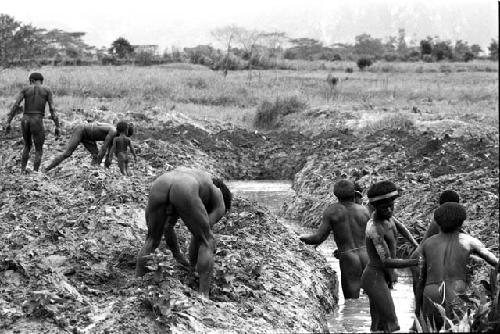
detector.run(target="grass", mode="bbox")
[0,61,497,131]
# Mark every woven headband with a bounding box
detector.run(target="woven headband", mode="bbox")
[368,190,399,203]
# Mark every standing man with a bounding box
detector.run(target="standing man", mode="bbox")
[45,122,133,171]
[361,180,419,333]
[299,179,370,298]
[135,167,232,298]
[5,72,60,172]
[418,203,498,331]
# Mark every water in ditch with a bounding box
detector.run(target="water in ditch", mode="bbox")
[228,180,417,333]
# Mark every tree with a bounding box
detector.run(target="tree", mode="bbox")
[0,14,21,66]
[110,37,134,59]
[211,25,240,77]
[432,40,453,61]
[232,27,263,80]
[470,44,482,58]
[488,39,498,61]
[420,38,433,57]
[454,40,473,62]
[397,28,407,54]
[354,33,384,59]
[260,31,287,75]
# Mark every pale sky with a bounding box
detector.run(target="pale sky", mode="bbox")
[1,0,498,52]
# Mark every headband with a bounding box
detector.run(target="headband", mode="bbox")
[368,190,399,203]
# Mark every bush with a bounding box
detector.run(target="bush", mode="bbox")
[422,54,434,63]
[253,97,307,129]
[357,58,373,70]
[345,67,354,73]
[383,53,398,62]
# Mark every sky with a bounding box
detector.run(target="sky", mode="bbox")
[1,0,498,51]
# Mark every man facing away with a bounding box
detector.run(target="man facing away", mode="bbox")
[299,179,370,298]
[417,202,498,331]
[5,72,60,172]
[135,167,232,298]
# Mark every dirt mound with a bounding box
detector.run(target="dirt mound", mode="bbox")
[0,118,337,333]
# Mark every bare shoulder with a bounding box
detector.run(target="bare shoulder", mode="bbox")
[323,203,347,218]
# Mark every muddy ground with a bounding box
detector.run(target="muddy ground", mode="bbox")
[1,104,499,333]
[0,109,337,333]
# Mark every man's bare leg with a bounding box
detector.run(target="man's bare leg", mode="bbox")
[196,236,215,297]
[163,215,190,267]
[21,118,32,172]
[46,129,82,171]
[136,205,167,277]
[188,235,199,269]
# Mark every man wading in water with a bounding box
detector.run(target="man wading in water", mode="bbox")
[417,202,498,331]
[361,180,419,333]
[4,72,60,172]
[299,179,370,298]
[45,121,133,171]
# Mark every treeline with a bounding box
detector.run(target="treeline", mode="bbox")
[0,14,498,70]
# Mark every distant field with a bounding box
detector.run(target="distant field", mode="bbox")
[0,61,498,129]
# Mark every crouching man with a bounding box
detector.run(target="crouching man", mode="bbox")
[135,167,232,298]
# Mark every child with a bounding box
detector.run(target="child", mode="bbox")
[417,202,498,331]
[109,121,136,175]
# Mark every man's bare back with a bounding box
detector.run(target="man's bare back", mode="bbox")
[299,180,370,298]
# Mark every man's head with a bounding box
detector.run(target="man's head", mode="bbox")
[367,180,399,219]
[127,123,134,137]
[29,72,44,84]
[212,178,232,213]
[116,121,128,134]
[439,190,460,205]
[334,179,355,202]
[434,202,466,233]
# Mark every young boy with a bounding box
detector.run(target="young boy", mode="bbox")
[417,202,498,331]
[361,180,419,333]
[109,121,136,175]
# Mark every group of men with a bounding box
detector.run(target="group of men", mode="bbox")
[299,179,498,332]
[4,72,498,331]
[5,72,136,175]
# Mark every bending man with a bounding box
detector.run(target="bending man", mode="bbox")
[46,121,133,171]
[5,72,60,172]
[135,167,232,297]
[299,179,370,298]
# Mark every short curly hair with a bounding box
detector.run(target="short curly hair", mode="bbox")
[439,190,460,205]
[334,179,355,201]
[116,121,128,134]
[367,180,399,206]
[434,202,466,233]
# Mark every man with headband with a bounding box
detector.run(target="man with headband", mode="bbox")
[417,202,498,331]
[4,72,60,172]
[361,180,419,333]
[45,121,134,171]
[299,179,370,298]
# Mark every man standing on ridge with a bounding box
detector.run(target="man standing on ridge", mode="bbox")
[5,72,60,172]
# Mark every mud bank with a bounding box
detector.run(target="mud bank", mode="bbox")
[0,111,337,333]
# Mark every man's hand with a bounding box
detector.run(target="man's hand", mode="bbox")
[5,124,11,133]
[54,127,60,138]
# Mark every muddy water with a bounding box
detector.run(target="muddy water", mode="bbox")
[228,180,416,333]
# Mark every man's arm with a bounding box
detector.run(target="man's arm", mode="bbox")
[369,226,418,268]
[5,91,24,130]
[207,186,225,228]
[470,236,498,267]
[394,218,419,248]
[299,207,336,245]
[46,89,60,137]
[415,244,427,316]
